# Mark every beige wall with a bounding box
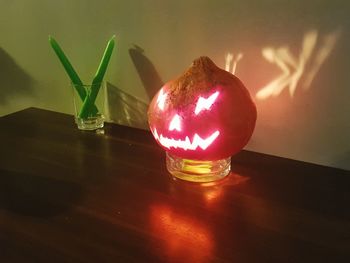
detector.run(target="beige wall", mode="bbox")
[0,0,349,169]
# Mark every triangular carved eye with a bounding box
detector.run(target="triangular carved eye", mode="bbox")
[157,89,167,110]
[195,91,219,115]
[169,114,181,131]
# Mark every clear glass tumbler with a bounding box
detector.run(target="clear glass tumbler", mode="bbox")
[71,82,106,130]
[166,152,231,182]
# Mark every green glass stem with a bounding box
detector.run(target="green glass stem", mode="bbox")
[49,36,98,115]
[79,35,115,119]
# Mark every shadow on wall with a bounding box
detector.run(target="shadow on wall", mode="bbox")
[332,151,350,170]
[129,45,164,100]
[0,48,34,104]
[106,82,149,130]
[105,45,164,130]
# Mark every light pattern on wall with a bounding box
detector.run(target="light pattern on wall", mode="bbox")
[225,52,243,75]
[256,30,341,100]
[224,29,340,101]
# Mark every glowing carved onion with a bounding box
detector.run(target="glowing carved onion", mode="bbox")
[148,56,257,161]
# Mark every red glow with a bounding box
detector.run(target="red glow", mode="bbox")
[150,205,214,263]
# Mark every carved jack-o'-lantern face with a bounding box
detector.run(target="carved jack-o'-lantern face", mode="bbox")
[148,56,256,161]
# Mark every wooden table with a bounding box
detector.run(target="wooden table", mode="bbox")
[0,108,349,262]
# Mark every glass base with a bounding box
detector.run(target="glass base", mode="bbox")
[166,152,231,183]
[75,114,104,130]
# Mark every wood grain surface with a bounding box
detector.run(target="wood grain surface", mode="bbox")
[0,108,349,262]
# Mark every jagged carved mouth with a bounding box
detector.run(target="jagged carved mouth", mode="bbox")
[152,129,220,151]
